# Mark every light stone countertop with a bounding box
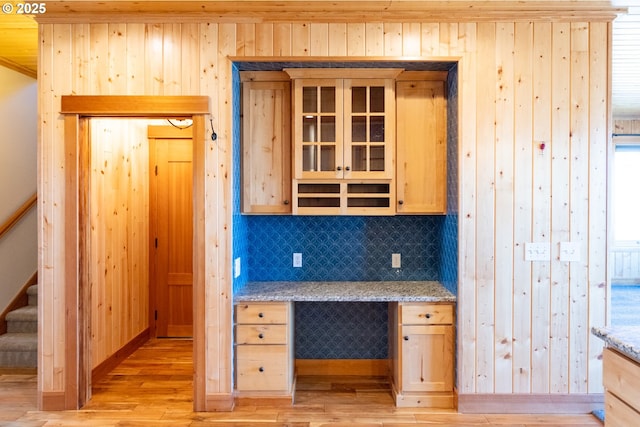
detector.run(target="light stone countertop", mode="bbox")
[234,281,456,302]
[592,326,640,364]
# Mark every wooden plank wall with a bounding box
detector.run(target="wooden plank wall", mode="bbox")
[88,118,152,369]
[38,20,610,404]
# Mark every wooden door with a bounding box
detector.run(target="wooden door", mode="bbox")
[149,126,193,338]
[400,324,454,392]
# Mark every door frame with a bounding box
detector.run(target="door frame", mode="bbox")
[60,96,208,410]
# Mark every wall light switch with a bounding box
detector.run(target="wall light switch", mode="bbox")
[392,253,401,269]
[293,252,302,268]
[234,257,241,278]
[524,242,550,261]
[559,241,581,262]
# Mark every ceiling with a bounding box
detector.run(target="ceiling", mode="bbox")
[1,2,639,119]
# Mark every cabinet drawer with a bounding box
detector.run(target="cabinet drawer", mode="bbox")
[236,345,289,391]
[606,390,640,427]
[235,324,288,345]
[604,348,640,411]
[401,303,453,325]
[236,302,289,324]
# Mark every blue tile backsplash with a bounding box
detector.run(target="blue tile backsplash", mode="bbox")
[232,61,458,360]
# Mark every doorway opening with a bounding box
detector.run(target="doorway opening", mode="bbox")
[59,95,209,410]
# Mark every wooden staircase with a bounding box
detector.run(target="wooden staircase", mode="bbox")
[0,284,37,370]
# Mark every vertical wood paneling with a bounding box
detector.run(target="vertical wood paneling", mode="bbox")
[475,22,496,394]
[383,23,402,56]
[310,23,329,56]
[364,23,383,56]
[346,23,365,56]
[456,21,478,395]
[588,21,609,393]
[38,17,612,408]
[291,24,310,55]
[494,22,515,394]
[550,22,571,394]
[512,21,534,393]
[531,22,552,394]
[328,23,347,56]
[569,22,590,394]
[255,24,274,56]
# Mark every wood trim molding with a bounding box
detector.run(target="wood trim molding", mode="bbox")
[60,96,209,117]
[35,1,625,23]
[458,393,604,414]
[53,96,210,411]
[0,193,37,241]
[295,359,390,376]
[91,329,150,383]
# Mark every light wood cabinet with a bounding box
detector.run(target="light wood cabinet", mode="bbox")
[241,72,291,214]
[396,74,447,214]
[234,302,294,400]
[389,301,455,408]
[286,68,399,215]
[603,347,640,426]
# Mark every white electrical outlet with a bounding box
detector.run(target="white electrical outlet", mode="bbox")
[293,253,302,268]
[559,241,581,262]
[524,242,550,261]
[234,257,241,278]
[392,253,401,268]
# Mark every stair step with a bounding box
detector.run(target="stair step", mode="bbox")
[6,306,37,333]
[27,284,38,306]
[0,333,37,368]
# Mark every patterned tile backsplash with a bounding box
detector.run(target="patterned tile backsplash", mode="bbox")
[247,215,443,282]
[231,60,459,360]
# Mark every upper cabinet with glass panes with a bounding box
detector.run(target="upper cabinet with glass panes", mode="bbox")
[287,69,398,181]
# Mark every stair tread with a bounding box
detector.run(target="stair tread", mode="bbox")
[6,305,37,321]
[27,284,38,295]
[0,333,37,351]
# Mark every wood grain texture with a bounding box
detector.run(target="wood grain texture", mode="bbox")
[39,18,612,410]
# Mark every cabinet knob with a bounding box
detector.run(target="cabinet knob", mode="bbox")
[425,313,432,319]
[398,200,404,205]
[336,166,342,171]
[403,336,409,341]
[259,367,264,372]
[258,312,264,318]
[258,333,264,339]
[345,166,351,171]
[283,199,289,205]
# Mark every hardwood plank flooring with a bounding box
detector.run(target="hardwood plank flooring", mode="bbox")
[1,339,603,426]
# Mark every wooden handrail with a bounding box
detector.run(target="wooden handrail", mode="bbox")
[0,193,37,241]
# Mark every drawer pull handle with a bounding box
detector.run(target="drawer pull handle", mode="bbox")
[403,336,409,341]
[258,312,264,318]
[259,367,264,372]
[258,333,264,339]
[425,313,432,319]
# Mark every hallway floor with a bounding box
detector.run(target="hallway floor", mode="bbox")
[1,339,603,426]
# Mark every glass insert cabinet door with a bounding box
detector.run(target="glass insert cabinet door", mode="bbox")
[292,77,395,180]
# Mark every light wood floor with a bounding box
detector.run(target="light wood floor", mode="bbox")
[1,339,603,426]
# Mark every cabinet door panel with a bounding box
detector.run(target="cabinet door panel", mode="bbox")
[401,325,454,392]
[396,80,447,214]
[242,80,291,213]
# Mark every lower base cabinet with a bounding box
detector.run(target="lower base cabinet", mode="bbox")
[389,302,455,408]
[603,347,640,426]
[234,302,294,401]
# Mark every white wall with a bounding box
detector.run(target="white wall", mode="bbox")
[0,65,37,313]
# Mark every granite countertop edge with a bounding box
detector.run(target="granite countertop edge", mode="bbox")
[234,280,456,303]
[592,325,640,364]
